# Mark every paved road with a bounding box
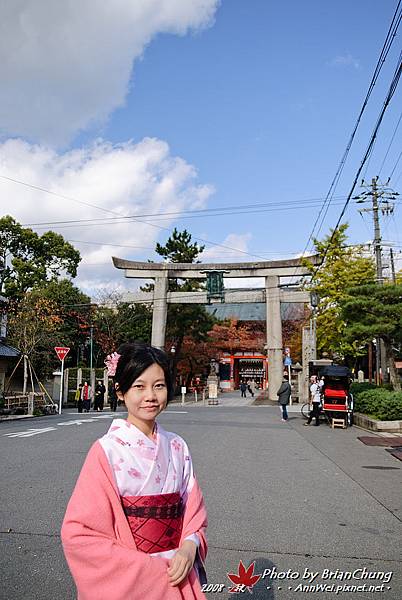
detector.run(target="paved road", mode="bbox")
[1,405,401,600]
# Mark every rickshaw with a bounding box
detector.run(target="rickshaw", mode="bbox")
[320,365,354,427]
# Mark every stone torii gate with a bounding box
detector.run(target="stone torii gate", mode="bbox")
[112,256,318,400]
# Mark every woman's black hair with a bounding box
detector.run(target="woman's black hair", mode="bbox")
[114,342,173,403]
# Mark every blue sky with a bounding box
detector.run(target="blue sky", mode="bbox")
[1,0,401,293]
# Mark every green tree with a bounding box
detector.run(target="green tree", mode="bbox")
[92,296,152,364]
[7,292,62,389]
[0,215,81,300]
[150,229,216,384]
[38,279,91,367]
[303,224,376,359]
[341,284,402,391]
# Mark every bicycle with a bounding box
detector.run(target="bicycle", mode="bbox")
[301,402,329,423]
[301,403,311,420]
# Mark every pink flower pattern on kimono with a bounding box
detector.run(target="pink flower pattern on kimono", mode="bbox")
[171,439,181,451]
[113,436,127,447]
[155,475,161,484]
[128,468,143,479]
[136,439,145,447]
[112,458,124,472]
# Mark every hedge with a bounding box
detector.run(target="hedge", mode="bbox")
[353,387,402,421]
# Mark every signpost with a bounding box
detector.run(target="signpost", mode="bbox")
[55,347,70,414]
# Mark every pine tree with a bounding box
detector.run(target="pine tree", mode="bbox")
[341,284,402,391]
[152,229,215,387]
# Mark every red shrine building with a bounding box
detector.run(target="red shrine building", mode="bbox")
[205,302,303,391]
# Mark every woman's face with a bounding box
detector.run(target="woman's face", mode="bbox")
[117,363,168,428]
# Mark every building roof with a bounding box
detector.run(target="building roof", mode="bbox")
[205,302,304,321]
[0,340,20,358]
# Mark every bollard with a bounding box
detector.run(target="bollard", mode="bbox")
[28,392,34,415]
[194,390,198,403]
[202,389,206,406]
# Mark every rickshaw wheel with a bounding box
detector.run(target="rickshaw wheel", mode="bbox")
[301,403,310,419]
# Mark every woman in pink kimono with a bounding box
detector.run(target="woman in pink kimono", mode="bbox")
[61,342,207,600]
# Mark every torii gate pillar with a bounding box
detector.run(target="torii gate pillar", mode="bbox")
[265,276,283,402]
[151,276,168,349]
[112,255,320,399]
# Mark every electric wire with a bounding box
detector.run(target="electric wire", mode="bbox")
[377,106,402,176]
[18,195,348,229]
[388,148,402,180]
[312,48,402,280]
[292,0,402,285]
[310,0,402,245]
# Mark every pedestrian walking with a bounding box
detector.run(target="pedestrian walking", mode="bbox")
[109,382,118,411]
[240,381,247,398]
[61,342,207,600]
[249,379,256,397]
[81,381,91,412]
[305,375,321,426]
[277,373,291,421]
[75,384,83,413]
[94,379,106,411]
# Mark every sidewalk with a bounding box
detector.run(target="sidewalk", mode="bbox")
[177,390,304,408]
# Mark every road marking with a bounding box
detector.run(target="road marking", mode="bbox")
[4,427,57,438]
[90,415,114,419]
[58,419,96,426]
[3,412,185,439]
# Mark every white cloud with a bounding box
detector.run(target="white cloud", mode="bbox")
[201,233,253,262]
[0,0,220,144]
[0,137,214,295]
[199,232,266,289]
[328,54,360,69]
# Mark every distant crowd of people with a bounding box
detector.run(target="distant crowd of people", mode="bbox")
[74,380,118,413]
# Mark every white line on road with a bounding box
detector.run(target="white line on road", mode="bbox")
[4,427,57,438]
[3,412,186,439]
[58,420,96,426]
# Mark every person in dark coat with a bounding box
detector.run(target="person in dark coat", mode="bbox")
[109,383,118,412]
[240,381,247,398]
[94,380,106,411]
[277,374,291,421]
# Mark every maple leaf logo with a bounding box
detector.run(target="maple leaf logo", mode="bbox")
[227,560,261,593]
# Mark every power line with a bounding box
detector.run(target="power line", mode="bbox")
[312,46,402,279]
[378,107,402,176]
[295,0,402,281]
[19,195,348,229]
[0,171,344,261]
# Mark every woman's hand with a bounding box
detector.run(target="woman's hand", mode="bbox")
[167,540,197,587]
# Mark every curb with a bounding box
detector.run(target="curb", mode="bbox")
[353,412,402,433]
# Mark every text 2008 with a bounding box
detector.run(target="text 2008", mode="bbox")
[201,584,225,593]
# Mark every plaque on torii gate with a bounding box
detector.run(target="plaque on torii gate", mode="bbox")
[112,256,320,401]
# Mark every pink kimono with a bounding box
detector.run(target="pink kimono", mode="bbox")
[61,419,207,600]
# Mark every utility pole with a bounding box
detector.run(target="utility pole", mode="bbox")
[355,178,398,383]
[390,248,396,283]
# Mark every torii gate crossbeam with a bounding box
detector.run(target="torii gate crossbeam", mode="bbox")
[112,256,319,401]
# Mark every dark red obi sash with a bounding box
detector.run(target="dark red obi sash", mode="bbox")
[122,492,184,554]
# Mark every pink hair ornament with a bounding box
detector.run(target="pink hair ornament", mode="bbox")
[105,352,121,376]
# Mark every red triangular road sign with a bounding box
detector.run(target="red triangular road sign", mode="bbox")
[55,346,70,361]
